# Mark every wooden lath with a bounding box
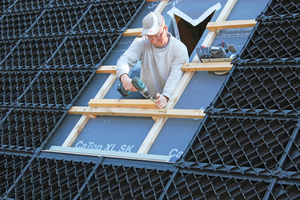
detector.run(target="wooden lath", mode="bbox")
[96,65,117,73]
[97,61,233,74]
[123,28,143,37]
[206,19,256,31]
[181,62,232,72]
[69,106,205,119]
[88,99,157,109]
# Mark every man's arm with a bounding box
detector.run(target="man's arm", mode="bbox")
[117,38,143,79]
[117,37,145,91]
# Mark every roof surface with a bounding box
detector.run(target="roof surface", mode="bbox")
[2,0,300,199]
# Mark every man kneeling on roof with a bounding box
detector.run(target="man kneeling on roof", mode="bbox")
[117,11,189,109]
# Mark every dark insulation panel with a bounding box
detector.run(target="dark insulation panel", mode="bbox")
[80,163,173,199]
[258,0,300,20]
[0,109,67,152]
[0,37,66,70]
[26,5,90,37]
[177,116,298,173]
[206,65,300,117]
[7,156,96,199]
[233,19,300,65]
[0,153,32,198]
[46,34,120,69]
[0,10,42,40]
[162,171,272,199]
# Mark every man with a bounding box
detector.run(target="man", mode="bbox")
[117,12,189,108]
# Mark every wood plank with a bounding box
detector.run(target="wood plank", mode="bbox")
[138,117,167,153]
[122,28,143,36]
[89,99,156,108]
[68,106,205,119]
[216,0,238,22]
[96,61,233,74]
[62,115,90,147]
[181,62,232,72]
[138,0,238,154]
[96,65,117,73]
[206,19,256,31]
[154,0,169,13]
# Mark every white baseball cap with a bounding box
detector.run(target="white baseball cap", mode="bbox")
[141,12,164,36]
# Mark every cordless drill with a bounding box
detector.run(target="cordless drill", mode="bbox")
[117,76,154,101]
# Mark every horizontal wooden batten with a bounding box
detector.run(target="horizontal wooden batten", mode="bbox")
[97,62,233,74]
[122,28,143,36]
[206,19,256,31]
[181,62,232,72]
[89,99,156,108]
[68,106,205,119]
[96,65,117,73]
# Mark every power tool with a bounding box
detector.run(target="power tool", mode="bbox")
[117,76,154,102]
[196,41,236,61]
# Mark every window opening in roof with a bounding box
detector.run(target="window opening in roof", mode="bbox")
[175,12,215,56]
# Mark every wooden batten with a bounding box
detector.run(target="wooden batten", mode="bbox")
[96,65,117,73]
[69,106,205,119]
[88,99,157,109]
[122,28,143,36]
[206,19,256,31]
[182,62,232,72]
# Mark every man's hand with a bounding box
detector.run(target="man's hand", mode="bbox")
[120,74,138,92]
[155,93,169,109]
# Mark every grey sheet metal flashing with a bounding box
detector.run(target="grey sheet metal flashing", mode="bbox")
[48,145,171,162]
[167,2,221,40]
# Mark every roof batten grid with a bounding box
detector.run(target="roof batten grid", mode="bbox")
[138,0,237,155]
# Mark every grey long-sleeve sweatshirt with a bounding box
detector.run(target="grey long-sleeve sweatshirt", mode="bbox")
[117,33,189,99]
